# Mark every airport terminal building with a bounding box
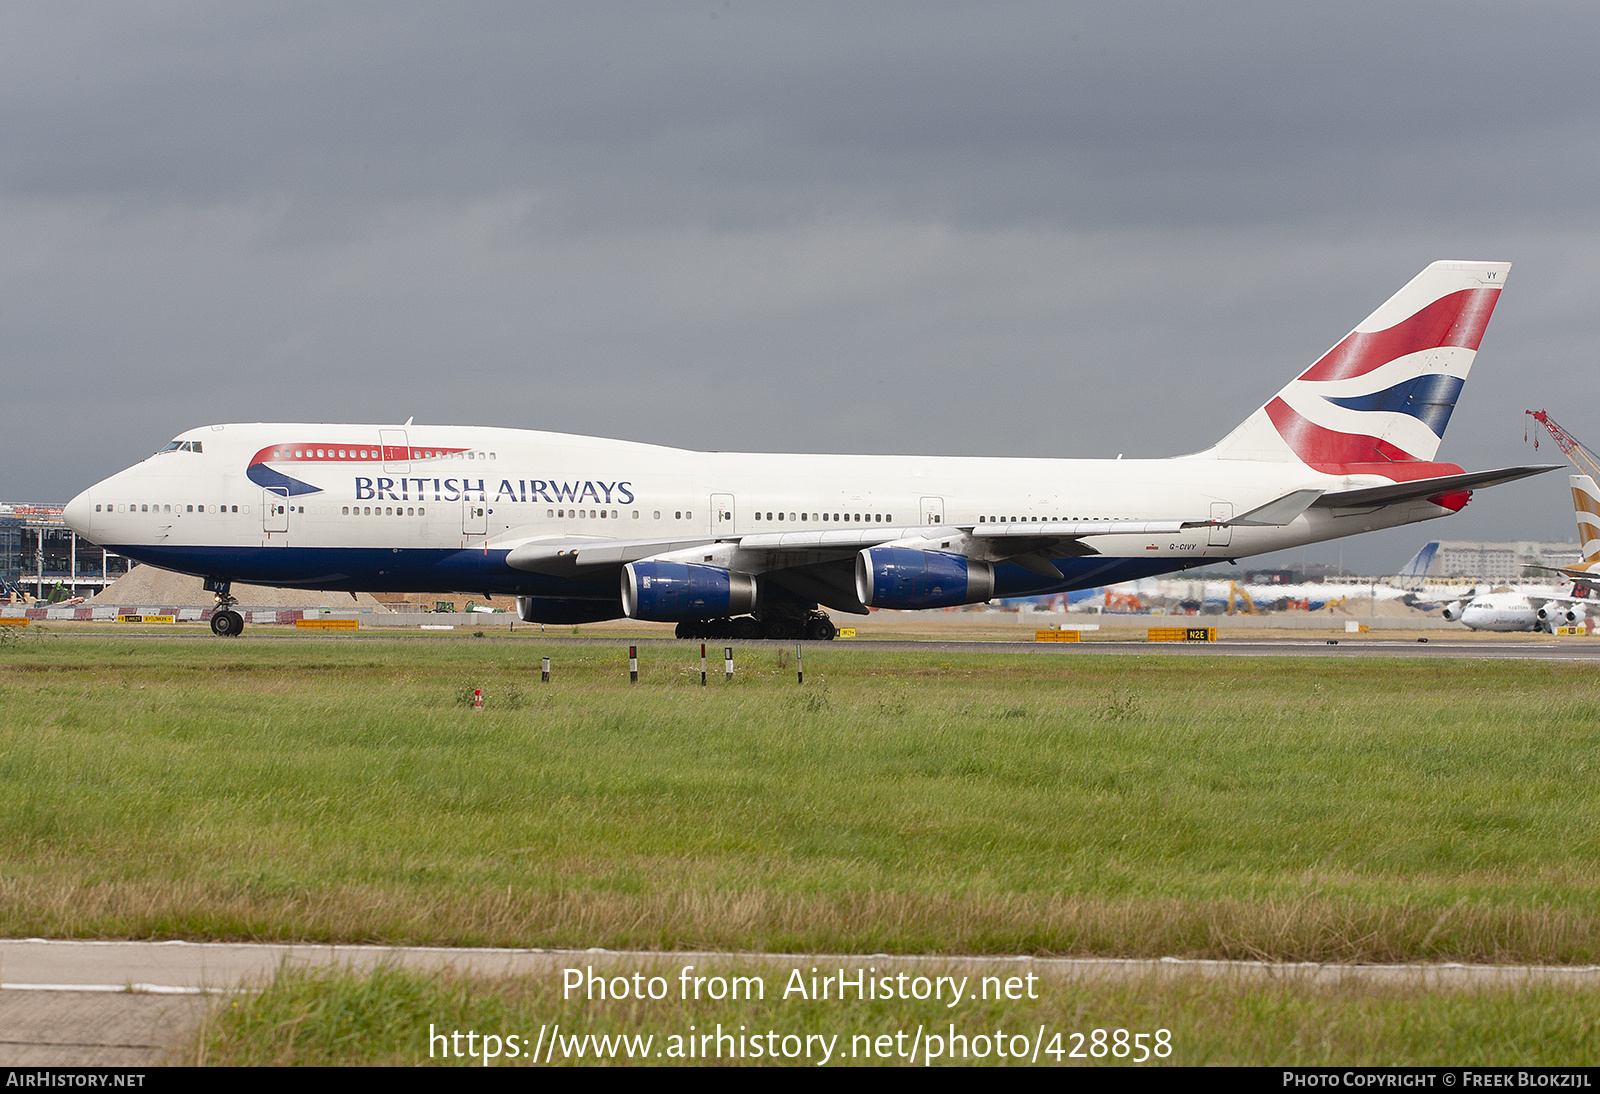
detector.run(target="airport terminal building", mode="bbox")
[1427,541,1580,583]
[0,502,128,601]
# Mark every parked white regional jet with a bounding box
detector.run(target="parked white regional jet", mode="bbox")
[64,260,1555,638]
[1438,474,1600,632]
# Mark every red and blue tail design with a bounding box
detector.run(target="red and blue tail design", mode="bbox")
[1202,261,1509,481]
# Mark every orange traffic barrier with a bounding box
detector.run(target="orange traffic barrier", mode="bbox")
[1148,627,1216,642]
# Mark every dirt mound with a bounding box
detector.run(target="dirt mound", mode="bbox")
[1326,596,1429,619]
[89,565,387,610]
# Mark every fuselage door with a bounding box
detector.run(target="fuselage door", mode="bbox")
[463,495,488,535]
[920,496,945,525]
[380,429,410,474]
[1209,502,1233,547]
[263,487,289,534]
[711,493,735,537]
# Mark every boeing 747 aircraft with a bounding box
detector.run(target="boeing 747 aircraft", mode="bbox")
[64,260,1555,638]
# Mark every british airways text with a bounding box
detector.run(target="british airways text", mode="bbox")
[353,478,636,504]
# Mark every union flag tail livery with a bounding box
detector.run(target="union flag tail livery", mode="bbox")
[62,259,1558,638]
[1203,260,1508,476]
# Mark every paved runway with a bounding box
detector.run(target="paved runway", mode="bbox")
[6,938,1600,1064]
[51,629,1600,662]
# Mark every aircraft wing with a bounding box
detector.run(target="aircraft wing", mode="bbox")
[1527,566,1600,590]
[1311,465,1560,509]
[505,535,719,575]
[504,488,1338,578]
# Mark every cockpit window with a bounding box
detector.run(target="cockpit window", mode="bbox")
[156,440,203,454]
[158,441,182,453]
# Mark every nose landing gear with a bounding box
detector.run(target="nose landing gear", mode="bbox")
[205,577,245,637]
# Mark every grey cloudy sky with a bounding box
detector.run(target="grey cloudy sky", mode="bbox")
[4,1,1598,571]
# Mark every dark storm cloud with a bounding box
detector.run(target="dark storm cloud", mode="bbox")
[5,2,1596,226]
[3,2,1599,570]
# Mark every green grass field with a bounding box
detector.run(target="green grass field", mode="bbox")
[3,629,1599,965]
[189,961,1600,1066]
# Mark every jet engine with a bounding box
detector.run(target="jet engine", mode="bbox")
[1440,601,1464,622]
[855,547,995,609]
[621,561,757,622]
[1538,603,1583,624]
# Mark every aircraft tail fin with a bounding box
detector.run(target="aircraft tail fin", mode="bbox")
[1396,541,1439,591]
[1570,475,1600,574]
[1199,261,1510,475]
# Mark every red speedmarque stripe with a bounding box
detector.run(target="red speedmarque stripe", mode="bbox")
[1264,398,1464,480]
[1296,287,1501,383]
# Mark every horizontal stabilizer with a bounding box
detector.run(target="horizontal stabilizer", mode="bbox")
[1311,465,1560,509]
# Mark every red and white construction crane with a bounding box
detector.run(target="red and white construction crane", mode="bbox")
[1526,409,1600,482]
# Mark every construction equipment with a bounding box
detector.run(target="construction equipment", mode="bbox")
[1102,588,1145,613]
[1226,581,1260,615]
[1527,410,1600,481]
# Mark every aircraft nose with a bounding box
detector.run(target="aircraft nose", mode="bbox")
[63,489,94,538]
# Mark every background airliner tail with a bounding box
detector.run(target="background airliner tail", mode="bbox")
[1569,475,1600,575]
[1395,540,1440,591]
[1199,260,1510,474]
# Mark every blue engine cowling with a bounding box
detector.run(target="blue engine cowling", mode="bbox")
[854,548,995,609]
[621,561,758,621]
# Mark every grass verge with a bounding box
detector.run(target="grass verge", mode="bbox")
[3,634,1599,960]
[193,961,1600,1066]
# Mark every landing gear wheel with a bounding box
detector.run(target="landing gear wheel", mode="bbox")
[805,616,837,641]
[765,618,798,641]
[733,616,760,640]
[210,609,244,637]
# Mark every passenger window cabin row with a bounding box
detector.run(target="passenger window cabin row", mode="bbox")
[95,503,239,514]
[274,448,495,461]
[753,511,890,523]
[979,515,1111,522]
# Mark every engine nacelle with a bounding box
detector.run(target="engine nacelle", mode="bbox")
[1568,604,1587,624]
[621,561,757,622]
[1440,601,1464,622]
[1536,603,1580,624]
[855,547,995,609]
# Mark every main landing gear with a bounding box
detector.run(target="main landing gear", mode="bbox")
[205,578,245,637]
[675,612,838,641]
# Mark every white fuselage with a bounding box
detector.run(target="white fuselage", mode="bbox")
[62,422,1465,613]
[1457,592,1543,632]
